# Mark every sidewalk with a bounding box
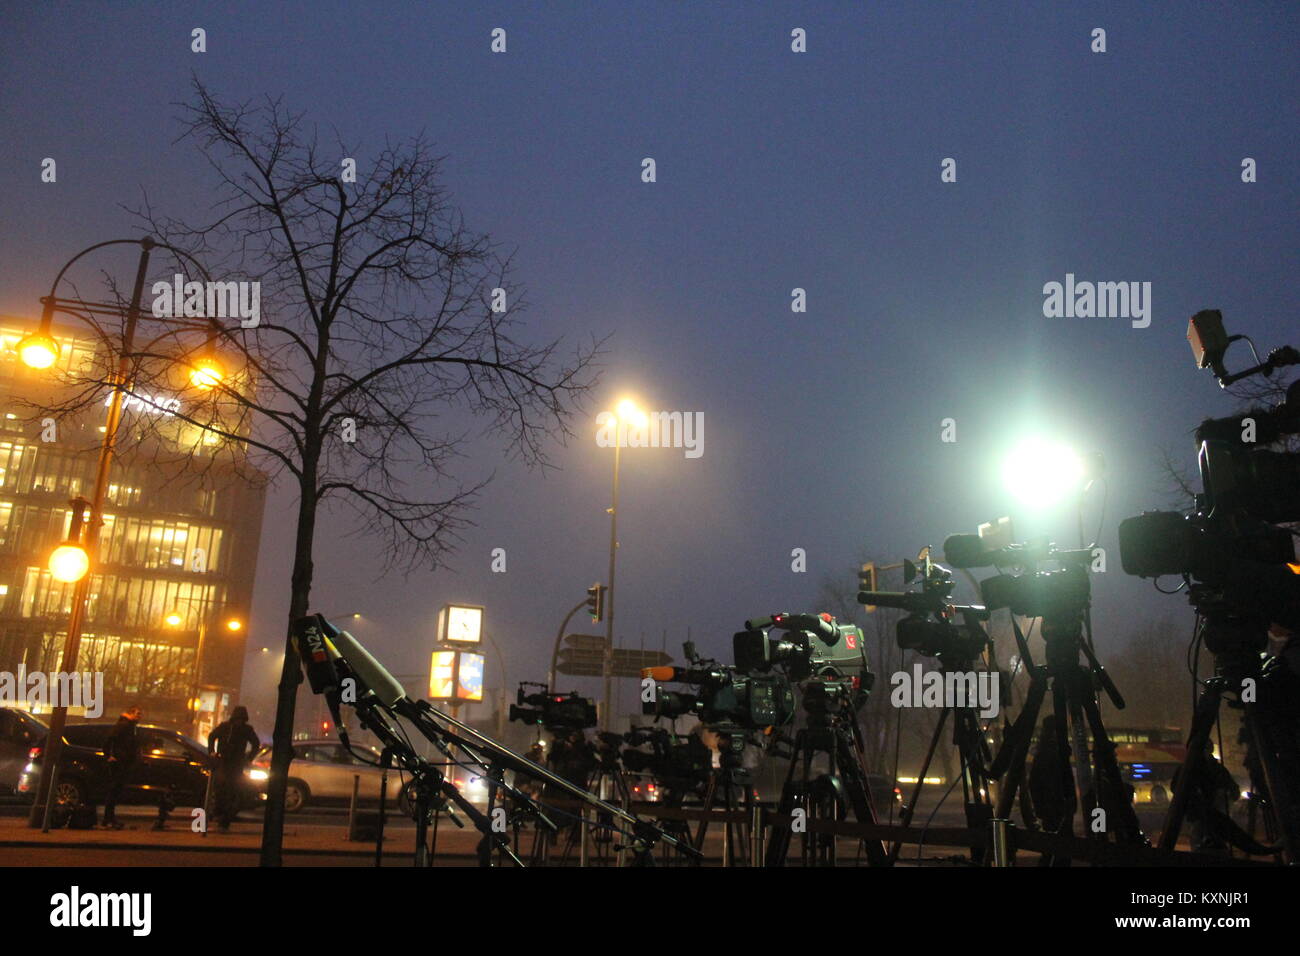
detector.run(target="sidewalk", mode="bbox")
[0,811,481,859]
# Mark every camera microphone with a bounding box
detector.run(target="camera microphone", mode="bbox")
[327,623,408,709]
[856,589,941,613]
[943,534,992,569]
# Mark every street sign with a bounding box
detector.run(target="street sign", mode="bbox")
[556,648,605,677]
[556,647,672,678]
[564,634,609,651]
[610,649,672,678]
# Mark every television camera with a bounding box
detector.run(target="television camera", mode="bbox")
[935,529,1145,858]
[1117,309,1300,861]
[1119,310,1300,631]
[857,548,990,663]
[858,547,997,860]
[508,682,598,732]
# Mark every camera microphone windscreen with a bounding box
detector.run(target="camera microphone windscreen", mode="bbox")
[328,625,408,708]
[943,534,990,569]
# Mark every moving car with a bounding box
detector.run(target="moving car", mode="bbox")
[18,722,216,809]
[249,739,408,813]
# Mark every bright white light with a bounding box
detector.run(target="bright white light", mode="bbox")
[615,399,648,430]
[1002,438,1084,509]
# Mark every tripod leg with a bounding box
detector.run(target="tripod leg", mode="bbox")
[889,709,949,862]
[1076,682,1146,844]
[992,670,1047,823]
[695,771,719,852]
[765,735,803,867]
[954,709,993,864]
[1042,677,1077,866]
[840,723,888,867]
[800,738,815,866]
[1159,680,1220,852]
[1243,702,1300,863]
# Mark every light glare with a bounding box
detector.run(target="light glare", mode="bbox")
[1002,438,1084,509]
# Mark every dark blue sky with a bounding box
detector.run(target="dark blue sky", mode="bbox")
[2,2,1297,715]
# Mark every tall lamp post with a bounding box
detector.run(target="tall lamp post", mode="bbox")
[162,600,244,737]
[601,399,645,731]
[21,237,223,828]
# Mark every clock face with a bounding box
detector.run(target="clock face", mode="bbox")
[445,605,482,644]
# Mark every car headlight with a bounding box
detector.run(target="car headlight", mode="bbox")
[247,768,269,782]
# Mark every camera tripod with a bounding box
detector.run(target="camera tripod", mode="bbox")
[889,659,995,864]
[692,730,755,866]
[766,694,890,867]
[991,608,1146,864]
[1158,605,1300,863]
[555,749,636,865]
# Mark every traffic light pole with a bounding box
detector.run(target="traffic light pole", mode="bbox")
[549,598,590,693]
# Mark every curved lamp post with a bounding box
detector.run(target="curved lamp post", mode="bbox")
[22,236,224,829]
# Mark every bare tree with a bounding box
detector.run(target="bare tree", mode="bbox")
[69,79,604,863]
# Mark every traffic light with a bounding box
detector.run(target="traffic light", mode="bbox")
[586,583,606,623]
[859,562,878,612]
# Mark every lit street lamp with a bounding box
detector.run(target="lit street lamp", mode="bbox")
[601,398,646,730]
[22,236,222,829]
[162,599,245,720]
[48,499,92,584]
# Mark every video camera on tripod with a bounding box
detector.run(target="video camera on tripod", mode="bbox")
[733,612,875,717]
[1119,309,1300,630]
[640,640,795,732]
[616,725,712,790]
[508,682,598,731]
[857,548,990,662]
[1115,309,1300,861]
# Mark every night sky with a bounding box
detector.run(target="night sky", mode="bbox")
[2,2,1297,721]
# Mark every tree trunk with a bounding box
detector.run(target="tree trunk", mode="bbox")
[258,470,318,866]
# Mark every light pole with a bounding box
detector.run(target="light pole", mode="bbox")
[22,237,222,828]
[481,629,508,736]
[601,399,645,731]
[163,600,244,737]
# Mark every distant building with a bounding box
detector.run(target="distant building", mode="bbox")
[0,317,267,734]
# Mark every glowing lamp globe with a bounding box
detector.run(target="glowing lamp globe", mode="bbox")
[48,544,90,583]
[189,359,224,390]
[18,333,59,370]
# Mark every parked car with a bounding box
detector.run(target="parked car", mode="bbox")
[0,708,47,797]
[18,722,222,810]
[249,739,408,813]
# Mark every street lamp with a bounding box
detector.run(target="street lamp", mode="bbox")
[17,331,60,370]
[188,337,226,390]
[600,397,645,730]
[23,236,220,829]
[48,501,92,585]
[163,601,244,736]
